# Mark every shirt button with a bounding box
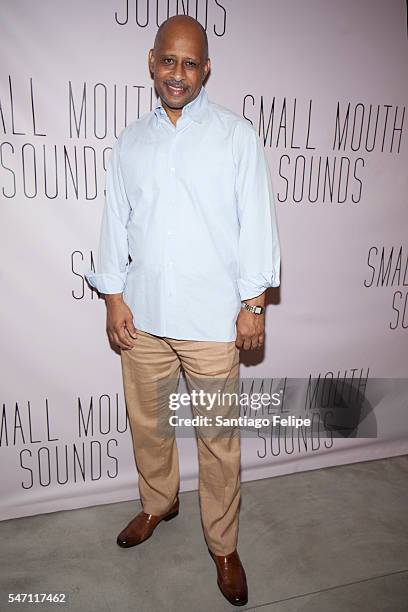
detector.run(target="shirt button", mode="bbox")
[170,167,175,173]
[167,229,172,236]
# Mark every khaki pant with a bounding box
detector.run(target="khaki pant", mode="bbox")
[120,329,241,556]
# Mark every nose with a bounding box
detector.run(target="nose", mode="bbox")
[171,59,186,82]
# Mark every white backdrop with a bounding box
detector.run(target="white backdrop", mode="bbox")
[1,0,407,521]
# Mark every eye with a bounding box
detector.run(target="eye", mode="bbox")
[185,60,197,67]
[162,58,174,64]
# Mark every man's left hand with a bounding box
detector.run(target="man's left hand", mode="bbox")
[235,308,265,350]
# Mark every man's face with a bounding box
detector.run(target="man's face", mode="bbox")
[148,25,210,113]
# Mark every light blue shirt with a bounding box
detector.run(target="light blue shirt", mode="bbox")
[85,86,281,342]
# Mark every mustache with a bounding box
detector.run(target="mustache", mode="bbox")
[165,81,187,89]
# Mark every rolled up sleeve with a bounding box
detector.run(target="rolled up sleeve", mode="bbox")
[85,134,131,294]
[233,120,281,301]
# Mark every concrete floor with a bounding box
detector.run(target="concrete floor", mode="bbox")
[1,455,407,612]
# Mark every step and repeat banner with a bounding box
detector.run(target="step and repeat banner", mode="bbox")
[1,0,407,521]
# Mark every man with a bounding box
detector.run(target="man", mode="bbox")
[86,14,280,607]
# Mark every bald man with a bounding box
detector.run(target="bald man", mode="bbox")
[86,14,280,607]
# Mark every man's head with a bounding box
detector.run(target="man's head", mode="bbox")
[148,15,210,117]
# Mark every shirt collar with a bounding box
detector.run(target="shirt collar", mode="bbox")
[153,86,208,124]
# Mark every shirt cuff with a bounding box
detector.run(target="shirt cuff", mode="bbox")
[85,271,127,294]
[238,272,280,301]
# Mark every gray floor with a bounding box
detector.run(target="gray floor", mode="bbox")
[1,455,407,612]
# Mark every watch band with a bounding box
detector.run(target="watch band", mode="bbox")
[242,302,265,315]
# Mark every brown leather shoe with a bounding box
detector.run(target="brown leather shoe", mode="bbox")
[116,497,179,548]
[209,549,248,606]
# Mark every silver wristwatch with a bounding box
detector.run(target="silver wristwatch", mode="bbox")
[242,302,265,315]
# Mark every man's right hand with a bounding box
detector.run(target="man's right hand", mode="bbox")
[104,294,137,350]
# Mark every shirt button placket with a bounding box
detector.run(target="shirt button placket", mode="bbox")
[166,133,177,300]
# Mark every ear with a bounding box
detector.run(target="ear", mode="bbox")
[148,48,155,74]
[203,58,211,79]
